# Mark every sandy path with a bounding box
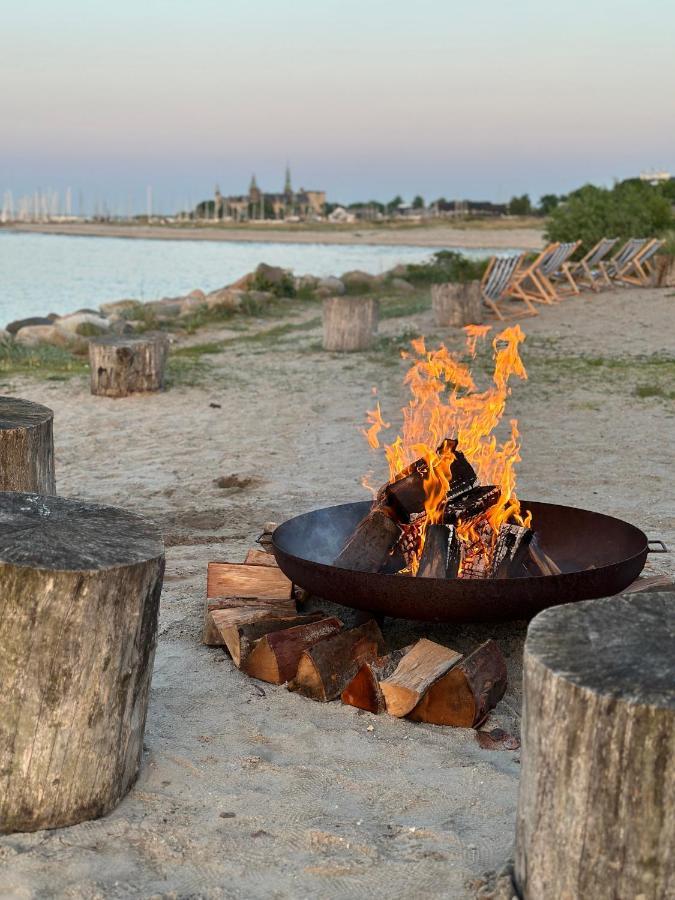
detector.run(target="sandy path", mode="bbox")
[4,221,545,251]
[0,285,672,898]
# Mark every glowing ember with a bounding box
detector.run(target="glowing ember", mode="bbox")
[363,324,530,576]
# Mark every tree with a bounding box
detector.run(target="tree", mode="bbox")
[386,195,404,214]
[508,194,532,216]
[538,194,560,216]
[412,195,425,210]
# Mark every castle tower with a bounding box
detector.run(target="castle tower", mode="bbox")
[284,164,292,196]
[249,174,260,202]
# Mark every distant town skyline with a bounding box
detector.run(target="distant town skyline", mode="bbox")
[3,0,674,213]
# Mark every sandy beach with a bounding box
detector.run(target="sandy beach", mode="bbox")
[3,220,545,251]
[0,283,673,898]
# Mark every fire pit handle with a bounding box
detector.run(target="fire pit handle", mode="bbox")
[647,539,669,553]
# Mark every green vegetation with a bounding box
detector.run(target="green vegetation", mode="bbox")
[405,250,488,286]
[546,181,674,252]
[249,267,296,298]
[0,340,87,380]
[508,194,532,216]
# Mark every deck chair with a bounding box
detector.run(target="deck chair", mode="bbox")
[480,253,534,319]
[562,237,618,292]
[615,238,664,286]
[600,238,648,284]
[537,241,582,300]
[508,243,560,307]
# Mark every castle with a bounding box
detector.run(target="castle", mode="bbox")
[213,167,325,221]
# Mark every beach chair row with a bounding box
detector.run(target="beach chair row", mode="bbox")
[481,237,664,320]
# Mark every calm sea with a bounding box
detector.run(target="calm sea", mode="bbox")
[0,231,501,326]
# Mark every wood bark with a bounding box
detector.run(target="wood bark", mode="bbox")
[333,506,401,573]
[88,334,169,398]
[219,611,328,667]
[408,640,507,726]
[341,645,415,713]
[288,620,386,701]
[0,396,55,494]
[206,597,297,647]
[515,592,675,900]
[380,639,463,717]
[322,296,379,351]
[0,492,164,833]
[431,281,483,327]
[243,616,343,684]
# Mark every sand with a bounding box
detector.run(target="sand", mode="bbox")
[3,221,545,251]
[0,284,673,899]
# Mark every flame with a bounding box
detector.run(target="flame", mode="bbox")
[364,324,529,573]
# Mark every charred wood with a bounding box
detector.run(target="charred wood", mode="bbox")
[417,524,460,579]
[333,506,401,573]
[444,485,501,524]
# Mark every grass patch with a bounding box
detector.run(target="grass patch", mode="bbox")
[634,383,675,400]
[0,340,88,379]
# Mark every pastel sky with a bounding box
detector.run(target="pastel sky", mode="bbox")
[2,0,674,212]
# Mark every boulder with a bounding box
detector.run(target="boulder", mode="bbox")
[341,270,376,291]
[390,277,415,294]
[295,274,319,292]
[0,329,11,342]
[245,290,274,304]
[109,319,136,336]
[187,289,206,301]
[390,264,410,279]
[254,263,289,287]
[229,272,254,291]
[58,312,111,334]
[15,324,88,354]
[317,276,346,297]
[6,316,54,335]
[144,298,183,318]
[99,299,142,317]
[205,288,244,311]
[179,295,207,317]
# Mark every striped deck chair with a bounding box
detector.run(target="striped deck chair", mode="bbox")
[508,243,560,307]
[480,253,534,319]
[562,237,618,292]
[615,238,664,286]
[537,240,582,300]
[600,238,648,284]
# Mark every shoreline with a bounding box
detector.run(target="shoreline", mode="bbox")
[2,221,545,250]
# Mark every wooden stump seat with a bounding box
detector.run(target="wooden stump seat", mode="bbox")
[322,296,379,351]
[0,396,55,494]
[431,281,483,327]
[0,492,165,833]
[89,334,169,397]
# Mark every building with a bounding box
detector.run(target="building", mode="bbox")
[639,169,671,185]
[211,167,326,221]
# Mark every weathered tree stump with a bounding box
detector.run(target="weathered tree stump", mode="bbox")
[0,396,55,494]
[322,296,379,351]
[0,492,165,833]
[88,334,169,397]
[515,592,675,900]
[432,281,482,327]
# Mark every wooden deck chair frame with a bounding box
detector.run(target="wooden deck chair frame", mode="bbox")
[563,237,618,292]
[600,238,648,285]
[615,239,664,286]
[508,243,560,306]
[539,241,582,300]
[480,253,535,320]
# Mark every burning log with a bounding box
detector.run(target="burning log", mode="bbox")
[384,441,477,520]
[417,524,460,579]
[288,620,386,701]
[526,534,562,577]
[408,640,507,727]
[444,485,501,524]
[219,611,329,668]
[243,616,343,684]
[493,524,534,579]
[333,506,401,573]
[380,639,463,717]
[341,644,416,713]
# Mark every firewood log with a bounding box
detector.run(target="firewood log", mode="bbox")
[493,524,533,579]
[244,548,279,567]
[288,620,386,701]
[380,639,463,717]
[526,534,562,577]
[417,524,460,579]
[341,644,415,713]
[243,616,343,684]
[444,485,500,524]
[333,506,401,573]
[384,442,477,520]
[408,640,507,727]
[218,611,328,667]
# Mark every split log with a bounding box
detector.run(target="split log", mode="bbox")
[244,548,279,567]
[515,592,675,900]
[408,640,507,727]
[288,620,386,701]
[88,334,169,398]
[385,444,477,520]
[218,610,328,667]
[0,396,55,494]
[0,492,164,833]
[322,296,379,352]
[525,534,562,577]
[341,644,415,713]
[203,561,293,644]
[493,524,533,578]
[444,485,500,524]
[417,524,460,579]
[205,596,296,647]
[431,281,483,328]
[243,616,343,684]
[380,639,463,717]
[333,506,401,573]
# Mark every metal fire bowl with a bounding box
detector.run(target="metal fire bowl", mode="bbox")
[272,500,650,622]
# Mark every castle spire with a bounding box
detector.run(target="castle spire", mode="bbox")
[249,174,258,193]
[284,164,292,195]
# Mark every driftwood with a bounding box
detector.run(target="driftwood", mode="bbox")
[322,296,379,351]
[0,396,55,494]
[88,334,169,397]
[0,492,164,833]
[380,639,463,717]
[288,620,386,701]
[408,640,507,726]
[431,281,483,327]
[515,593,675,900]
[341,644,415,713]
[243,616,343,684]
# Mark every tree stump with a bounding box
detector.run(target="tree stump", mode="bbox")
[0,492,165,833]
[89,334,169,397]
[515,592,675,900]
[0,396,55,494]
[322,296,379,351]
[431,282,482,327]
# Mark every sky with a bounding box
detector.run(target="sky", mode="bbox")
[2,0,674,213]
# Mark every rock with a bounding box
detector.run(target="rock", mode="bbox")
[317,277,346,297]
[58,312,111,334]
[15,324,88,354]
[187,289,206,301]
[254,263,289,288]
[144,298,183,318]
[245,290,274,304]
[205,288,244,311]
[109,319,136,336]
[295,274,319,291]
[229,272,254,291]
[99,299,142,317]
[6,316,54,335]
[0,329,11,342]
[179,295,207,317]
[390,277,415,294]
[390,264,410,279]
[341,270,376,291]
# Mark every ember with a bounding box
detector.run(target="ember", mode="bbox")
[342,324,541,579]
